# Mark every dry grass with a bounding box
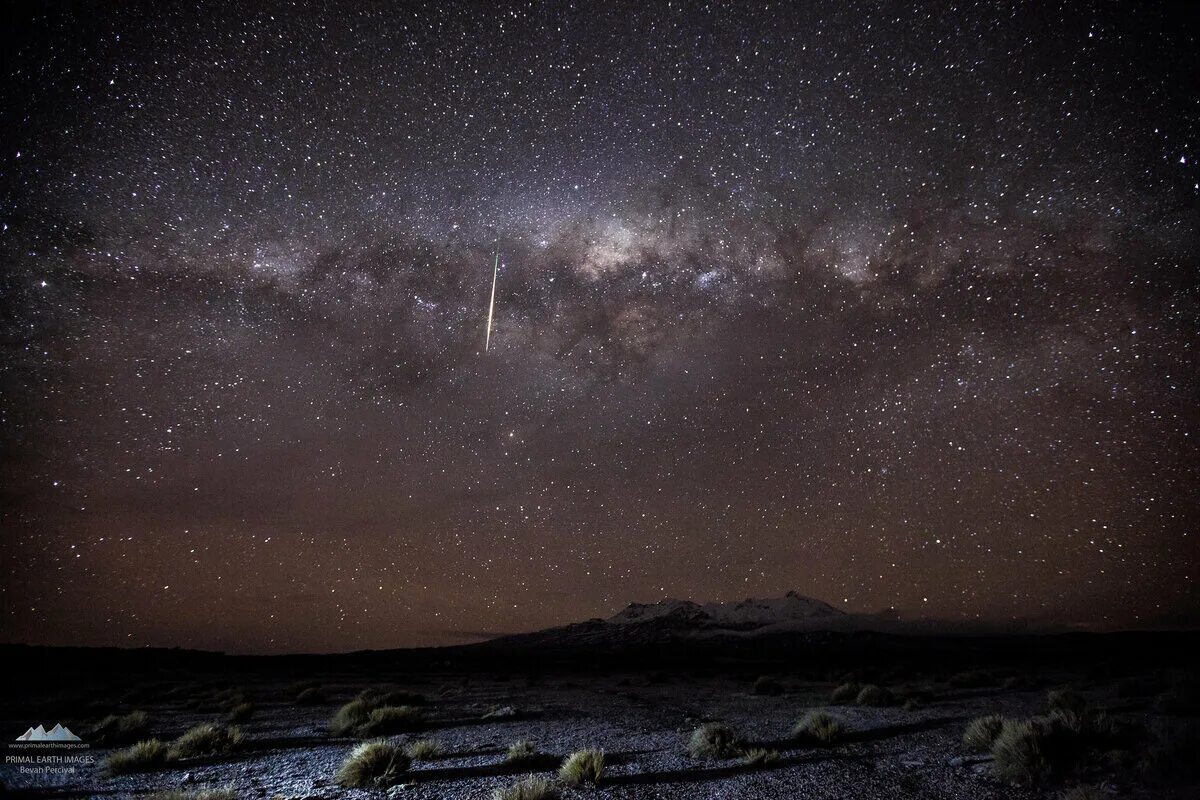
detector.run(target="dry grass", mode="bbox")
[359,705,425,735]
[334,739,411,788]
[330,698,373,736]
[687,722,742,759]
[226,702,255,723]
[963,714,1006,752]
[830,682,861,703]
[1059,787,1106,800]
[558,748,605,786]
[405,738,444,760]
[753,676,783,696]
[791,710,845,746]
[741,747,780,766]
[1047,688,1087,714]
[89,710,150,745]
[104,739,169,775]
[146,789,238,800]
[295,686,325,705]
[168,723,245,760]
[493,774,558,800]
[855,684,897,707]
[505,739,539,764]
[948,670,994,688]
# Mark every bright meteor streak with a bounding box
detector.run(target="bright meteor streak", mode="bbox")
[485,244,499,351]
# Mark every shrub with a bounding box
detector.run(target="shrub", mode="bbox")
[493,774,558,800]
[89,710,150,745]
[963,714,1006,752]
[505,739,539,764]
[295,686,325,705]
[687,722,742,759]
[558,748,604,786]
[1047,689,1087,714]
[741,747,779,766]
[831,682,861,703]
[856,684,896,707]
[105,739,169,775]
[791,711,844,745]
[949,670,994,688]
[359,705,424,735]
[147,790,237,800]
[406,738,443,760]
[334,740,411,788]
[753,676,783,696]
[226,702,254,723]
[169,723,245,759]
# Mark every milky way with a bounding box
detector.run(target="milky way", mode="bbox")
[1,1,1197,653]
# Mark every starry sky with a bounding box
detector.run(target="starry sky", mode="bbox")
[1,1,1197,654]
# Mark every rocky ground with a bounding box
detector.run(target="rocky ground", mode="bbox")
[2,666,1195,800]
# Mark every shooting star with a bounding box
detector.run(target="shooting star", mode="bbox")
[485,243,499,351]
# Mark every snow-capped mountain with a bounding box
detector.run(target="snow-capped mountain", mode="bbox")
[608,591,844,629]
[474,591,888,657]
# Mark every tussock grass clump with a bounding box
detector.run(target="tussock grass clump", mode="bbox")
[295,686,325,705]
[211,688,246,712]
[105,739,169,775]
[405,738,443,760]
[335,739,411,789]
[359,705,425,735]
[1155,679,1200,716]
[287,679,321,695]
[558,748,604,786]
[948,670,994,688]
[991,716,1084,785]
[147,789,237,800]
[791,711,845,746]
[89,710,150,745]
[753,676,783,696]
[493,774,558,800]
[505,739,539,764]
[1047,688,1087,714]
[168,723,245,760]
[331,689,428,735]
[855,684,897,707]
[356,687,427,706]
[963,714,1006,752]
[991,719,1054,784]
[483,704,520,719]
[687,722,742,759]
[330,698,373,735]
[1140,720,1200,784]
[831,682,861,703]
[1059,787,1105,800]
[1004,674,1032,690]
[741,747,780,766]
[226,702,254,723]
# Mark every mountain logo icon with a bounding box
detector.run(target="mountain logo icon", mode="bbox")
[15,723,82,742]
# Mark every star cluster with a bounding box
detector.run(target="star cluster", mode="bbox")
[1,1,1197,652]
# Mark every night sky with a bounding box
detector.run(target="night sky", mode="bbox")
[1,1,1197,654]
